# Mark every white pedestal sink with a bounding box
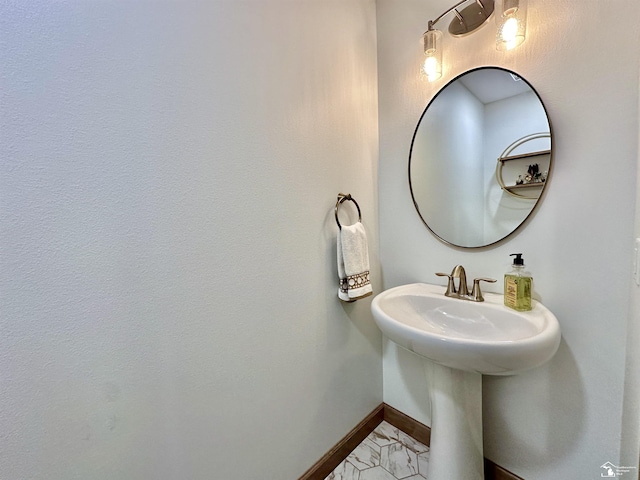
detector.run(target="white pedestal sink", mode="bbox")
[371,283,561,480]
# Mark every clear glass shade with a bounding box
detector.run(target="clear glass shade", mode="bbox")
[496,0,527,51]
[421,29,443,82]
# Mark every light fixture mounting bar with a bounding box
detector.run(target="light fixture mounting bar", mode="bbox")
[426,0,495,37]
[428,0,469,29]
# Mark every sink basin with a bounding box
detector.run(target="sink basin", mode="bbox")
[371,282,561,375]
[371,282,561,480]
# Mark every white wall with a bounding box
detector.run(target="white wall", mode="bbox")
[411,81,485,245]
[621,60,640,470]
[377,0,640,478]
[0,1,381,479]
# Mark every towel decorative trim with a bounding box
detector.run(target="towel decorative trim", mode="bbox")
[339,271,372,300]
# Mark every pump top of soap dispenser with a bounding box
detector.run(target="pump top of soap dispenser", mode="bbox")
[510,253,524,266]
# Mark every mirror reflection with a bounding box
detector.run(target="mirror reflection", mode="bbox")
[409,67,552,248]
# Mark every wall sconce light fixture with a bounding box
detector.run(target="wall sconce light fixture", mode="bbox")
[496,0,527,50]
[420,0,527,82]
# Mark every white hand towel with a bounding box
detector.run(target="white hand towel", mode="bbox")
[337,222,372,302]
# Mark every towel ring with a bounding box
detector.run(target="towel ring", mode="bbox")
[335,193,362,230]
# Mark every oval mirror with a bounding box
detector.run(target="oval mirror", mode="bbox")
[409,67,553,248]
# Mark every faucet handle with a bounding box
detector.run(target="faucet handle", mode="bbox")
[435,272,456,297]
[471,277,497,302]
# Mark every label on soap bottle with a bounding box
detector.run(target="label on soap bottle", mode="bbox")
[504,275,518,308]
[504,274,532,311]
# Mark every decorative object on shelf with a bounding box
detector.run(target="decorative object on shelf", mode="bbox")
[517,163,545,186]
[420,0,528,82]
[496,133,552,199]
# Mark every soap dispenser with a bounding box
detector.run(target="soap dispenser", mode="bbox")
[504,253,532,311]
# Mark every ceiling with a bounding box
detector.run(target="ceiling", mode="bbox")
[458,68,532,104]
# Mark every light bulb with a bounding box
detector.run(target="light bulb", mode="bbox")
[501,17,519,50]
[423,56,440,81]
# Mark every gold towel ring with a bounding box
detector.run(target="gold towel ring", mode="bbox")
[335,193,362,230]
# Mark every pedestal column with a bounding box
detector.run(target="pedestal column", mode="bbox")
[424,359,484,480]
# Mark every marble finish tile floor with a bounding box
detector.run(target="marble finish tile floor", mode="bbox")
[325,421,430,480]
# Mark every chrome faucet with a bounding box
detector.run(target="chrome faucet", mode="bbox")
[436,265,496,302]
